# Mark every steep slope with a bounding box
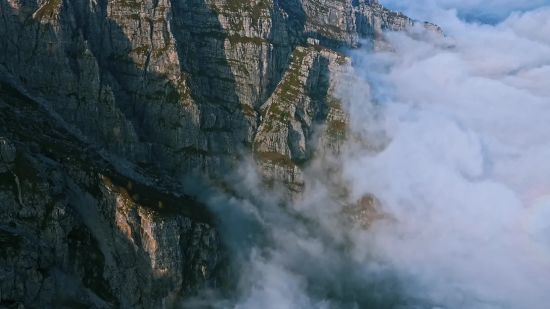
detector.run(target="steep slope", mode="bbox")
[0,0,438,307]
[0,84,222,308]
[0,0,435,187]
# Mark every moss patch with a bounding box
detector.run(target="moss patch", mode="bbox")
[221,0,269,26]
[254,151,296,167]
[274,47,309,102]
[100,174,212,223]
[226,35,266,45]
[258,47,311,132]
[32,0,61,21]
[326,120,346,137]
[113,0,142,10]
[240,104,256,117]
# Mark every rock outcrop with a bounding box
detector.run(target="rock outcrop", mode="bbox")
[0,0,439,307]
[0,84,221,308]
[0,0,437,185]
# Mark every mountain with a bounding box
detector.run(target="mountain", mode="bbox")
[0,0,437,307]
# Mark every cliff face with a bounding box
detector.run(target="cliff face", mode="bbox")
[0,83,221,308]
[0,0,435,307]
[0,0,424,183]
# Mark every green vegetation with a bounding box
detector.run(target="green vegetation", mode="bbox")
[254,51,297,136]
[327,97,343,109]
[321,24,344,35]
[31,0,61,21]
[221,0,269,26]
[160,77,192,105]
[259,47,310,131]
[226,35,266,45]
[240,104,257,117]
[100,173,213,223]
[152,38,173,59]
[227,59,251,75]
[254,151,296,167]
[130,45,150,57]
[335,53,349,65]
[326,119,346,137]
[114,0,142,10]
[101,175,135,214]
[276,47,308,101]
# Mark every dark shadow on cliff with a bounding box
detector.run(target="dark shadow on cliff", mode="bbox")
[300,52,331,166]
[167,0,256,166]
[0,0,236,305]
[71,0,251,178]
[260,0,307,107]
[304,31,353,51]
[0,82,222,307]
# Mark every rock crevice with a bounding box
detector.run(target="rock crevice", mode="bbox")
[0,0,440,307]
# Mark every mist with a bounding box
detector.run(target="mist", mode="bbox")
[183,2,550,309]
[340,5,550,307]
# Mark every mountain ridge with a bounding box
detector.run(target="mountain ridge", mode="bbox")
[0,0,439,307]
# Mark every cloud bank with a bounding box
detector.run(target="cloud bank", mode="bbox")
[341,5,550,309]
[184,2,550,309]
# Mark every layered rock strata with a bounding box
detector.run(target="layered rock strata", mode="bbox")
[0,83,222,308]
[0,0,439,307]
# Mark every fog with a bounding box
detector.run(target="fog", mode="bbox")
[184,2,550,309]
[340,5,550,307]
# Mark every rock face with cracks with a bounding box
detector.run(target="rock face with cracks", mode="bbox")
[0,83,222,308]
[0,0,437,307]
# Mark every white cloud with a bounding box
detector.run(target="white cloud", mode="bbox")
[184,4,550,309]
[339,6,550,309]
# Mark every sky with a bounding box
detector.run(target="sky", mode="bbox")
[182,1,550,308]
[379,0,550,24]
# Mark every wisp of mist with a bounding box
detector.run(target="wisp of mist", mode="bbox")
[185,2,550,309]
[341,3,550,308]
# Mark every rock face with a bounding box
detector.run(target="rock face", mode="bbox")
[0,84,221,308]
[0,85,223,308]
[0,0,437,307]
[0,0,437,185]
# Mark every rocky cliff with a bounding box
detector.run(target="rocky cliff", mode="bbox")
[0,0,437,307]
[0,83,222,308]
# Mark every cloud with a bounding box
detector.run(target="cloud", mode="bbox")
[183,4,550,309]
[339,6,550,309]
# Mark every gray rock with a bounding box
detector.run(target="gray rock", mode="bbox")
[0,0,439,186]
[0,0,440,307]
[0,87,222,308]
